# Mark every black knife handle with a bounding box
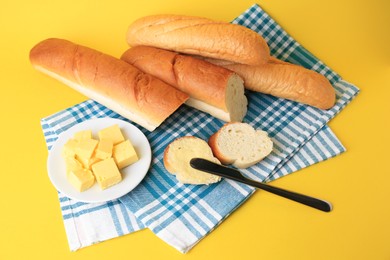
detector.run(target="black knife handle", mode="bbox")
[190,158,332,212]
[244,178,332,212]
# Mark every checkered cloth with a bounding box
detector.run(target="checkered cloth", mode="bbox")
[41,3,359,253]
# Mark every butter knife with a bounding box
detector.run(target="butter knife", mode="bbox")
[190,158,332,212]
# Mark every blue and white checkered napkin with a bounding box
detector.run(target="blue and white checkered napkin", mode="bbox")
[41,3,359,253]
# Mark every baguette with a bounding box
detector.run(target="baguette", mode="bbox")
[164,136,221,185]
[210,57,336,109]
[29,38,189,131]
[121,46,247,122]
[208,123,273,168]
[126,14,270,66]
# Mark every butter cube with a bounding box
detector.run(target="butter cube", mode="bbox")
[98,124,125,145]
[95,139,113,160]
[77,155,101,170]
[75,138,98,160]
[65,156,84,175]
[62,138,78,158]
[74,130,92,141]
[113,140,138,169]
[91,158,122,190]
[67,168,95,192]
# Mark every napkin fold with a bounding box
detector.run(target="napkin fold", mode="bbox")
[40,3,359,253]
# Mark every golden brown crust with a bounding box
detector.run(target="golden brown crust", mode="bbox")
[163,142,174,174]
[121,45,178,87]
[208,123,234,164]
[219,59,336,109]
[126,14,270,66]
[30,38,189,130]
[121,46,237,111]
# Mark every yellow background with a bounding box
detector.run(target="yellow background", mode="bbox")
[1,0,389,259]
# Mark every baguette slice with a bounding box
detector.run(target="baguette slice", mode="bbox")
[121,46,247,122]
[164,136,221,185]
[211,57,336,110]
[29,38,189,131]
[126,14,270,66]
[208,123,273,168]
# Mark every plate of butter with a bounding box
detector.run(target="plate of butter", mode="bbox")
[47,117,152,203]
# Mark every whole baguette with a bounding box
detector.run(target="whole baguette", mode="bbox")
[126,14,270,66]
[210,57,336,109]
[29,38,189,131]
[121,46,248,122]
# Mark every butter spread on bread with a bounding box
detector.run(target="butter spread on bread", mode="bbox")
[121,46,248,122]
[164,136,221,185]
[126,14,270,66]
[208,123,273,168]
[29,38,189,131]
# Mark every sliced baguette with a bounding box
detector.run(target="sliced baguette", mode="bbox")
[208,123,273,168]
[121,46,248,122]
[164,136,221,185]
[207,57,336,110]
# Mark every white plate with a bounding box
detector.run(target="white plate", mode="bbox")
[47,118,151,203]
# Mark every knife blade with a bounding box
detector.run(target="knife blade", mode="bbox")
[190,158,332,212]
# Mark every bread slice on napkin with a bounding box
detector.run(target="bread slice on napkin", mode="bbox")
[164,136,221,185]
[208,123,273,168]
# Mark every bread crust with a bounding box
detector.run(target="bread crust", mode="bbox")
[30,38,189,131]
[122,46,234,111]
[121,46,247,122]
[163,137,178,174]
[220,59,336,109]
[126,14,270,66]
[208,127,232,165]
